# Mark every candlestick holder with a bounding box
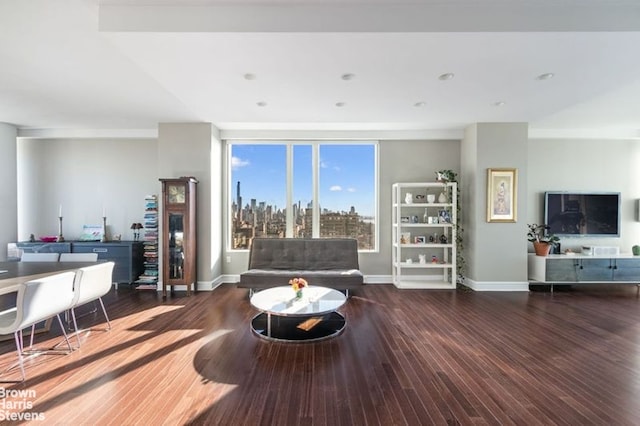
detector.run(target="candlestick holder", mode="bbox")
[101,216,108,242]
[56,216,65,242]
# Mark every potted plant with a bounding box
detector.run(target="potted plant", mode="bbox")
[527,224,560,256]
[435,170,457,182]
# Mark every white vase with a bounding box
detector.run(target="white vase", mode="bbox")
[405,193,413,204]
[426,194,435,203]
[438,192,447,203]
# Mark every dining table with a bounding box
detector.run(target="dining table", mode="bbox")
[0,261,101,340]
[0,261,98,288]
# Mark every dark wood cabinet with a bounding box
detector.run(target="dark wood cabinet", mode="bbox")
[160,177,198,297]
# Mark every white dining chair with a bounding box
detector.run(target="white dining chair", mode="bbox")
[69,262,115,347]
[20,252,59,262]
[0,272,76,381]
[59,253,98,262]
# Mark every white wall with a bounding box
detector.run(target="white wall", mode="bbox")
[17,138,158,241]
[0,123,17,260]
[527,138,640,253]
[157,123,217,285]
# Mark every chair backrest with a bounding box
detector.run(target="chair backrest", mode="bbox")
[17,271,76,330]
[59,253,99,262]
[72,262,115,307]
[21,252,60,262]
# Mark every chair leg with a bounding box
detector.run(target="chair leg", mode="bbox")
[56,314,73,352]
[29,324,35,348]
[71,308,82,348]
[98,297,111,330]
[13,331,25,382]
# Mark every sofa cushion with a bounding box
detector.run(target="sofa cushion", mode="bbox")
[240,269,363,289]
[240,238,363,290]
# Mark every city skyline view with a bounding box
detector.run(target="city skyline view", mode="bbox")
[231,144,376,216]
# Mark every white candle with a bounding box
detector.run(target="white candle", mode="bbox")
[59,204,62,217]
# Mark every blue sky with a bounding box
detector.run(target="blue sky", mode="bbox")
[231,144,375,216]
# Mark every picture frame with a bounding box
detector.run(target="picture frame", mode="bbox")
[438,210,451,224]
[487,168,517,222]
[414,236,426,244]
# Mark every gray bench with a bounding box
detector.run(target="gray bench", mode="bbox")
[238,238,363,295]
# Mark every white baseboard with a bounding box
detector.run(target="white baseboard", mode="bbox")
[463,278,529,292]
[153,277,226,292]
[213,274,390,285]
[221,274,240,284]
[158,274,530,292]
[363,275,391,284]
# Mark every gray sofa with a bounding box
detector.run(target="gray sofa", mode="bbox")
[238,238,363,294]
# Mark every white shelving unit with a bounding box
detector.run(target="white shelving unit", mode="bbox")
[392,182,457,289]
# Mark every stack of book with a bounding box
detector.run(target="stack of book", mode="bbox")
[136,195,159,290]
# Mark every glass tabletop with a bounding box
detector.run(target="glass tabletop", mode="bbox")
[250,286,346,316]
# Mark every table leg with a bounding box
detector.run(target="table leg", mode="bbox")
[267,312,271,337]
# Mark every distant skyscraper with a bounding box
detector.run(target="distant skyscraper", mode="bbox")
[236,181,243,222]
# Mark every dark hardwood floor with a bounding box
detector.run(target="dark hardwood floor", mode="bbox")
[1,283,640,425]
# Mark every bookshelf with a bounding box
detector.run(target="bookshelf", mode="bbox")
[135,195,159,290]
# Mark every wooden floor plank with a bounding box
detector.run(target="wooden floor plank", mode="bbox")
[1,284,640,425]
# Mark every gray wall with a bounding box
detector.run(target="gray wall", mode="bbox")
[462,123,529,287]
[9,131,640,287]
[220,139,461,278]
[527,138,640,253]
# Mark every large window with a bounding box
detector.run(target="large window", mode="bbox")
[229,142,377,250]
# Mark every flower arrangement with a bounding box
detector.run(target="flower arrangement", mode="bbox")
[289,277,308,299]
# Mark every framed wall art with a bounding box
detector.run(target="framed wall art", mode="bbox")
[487,168,517,222]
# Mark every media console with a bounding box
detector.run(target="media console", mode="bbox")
[528,253,640,291]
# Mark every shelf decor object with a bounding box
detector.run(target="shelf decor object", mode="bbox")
[392,182,457,289]
[56,215,65,242]
[101,216,108,242]
[130,222,144,241]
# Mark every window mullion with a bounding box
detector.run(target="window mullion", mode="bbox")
[312,143,320,238]
[286,144,293,238]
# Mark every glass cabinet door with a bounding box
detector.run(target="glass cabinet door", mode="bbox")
[168,213,185,279]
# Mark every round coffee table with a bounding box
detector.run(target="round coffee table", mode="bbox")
[250,286,347,342]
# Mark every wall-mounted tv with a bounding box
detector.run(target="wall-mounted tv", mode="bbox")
[544,191,621,237]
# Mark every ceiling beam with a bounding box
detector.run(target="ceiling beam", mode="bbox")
[99,3,640,33]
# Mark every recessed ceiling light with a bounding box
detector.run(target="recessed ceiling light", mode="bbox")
[256,101,267,107]
[335,102,346,107]
[438,73,455,81]
[492,101,505,107]
[414,101,426,107]
[536,73,555,80]
[244,73,256,80]
[341,73,355,81]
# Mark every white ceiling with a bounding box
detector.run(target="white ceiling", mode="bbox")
[1,0,640,139]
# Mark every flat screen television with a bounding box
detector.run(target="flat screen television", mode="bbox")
[544,191,621,237]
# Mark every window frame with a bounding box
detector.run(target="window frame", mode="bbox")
[227,140,378,252]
